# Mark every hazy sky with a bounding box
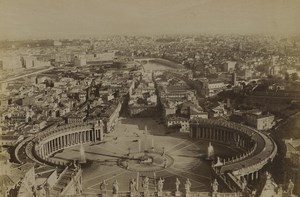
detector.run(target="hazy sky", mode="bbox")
[0,0,300,40]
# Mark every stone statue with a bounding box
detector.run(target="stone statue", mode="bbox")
[175,178,180,192]
[185,179,191,193]
[112,180,119,195]
[129,179,137,192]
[251,189,257,197]
[143,176,150,191]
[240,177,247,191]
[207,142,214,160]
[44,182,50,197]
[287,179,294,196]
[163,158,167,168]
[157,178,164,193]
[266,171,271,180]
[212,179,219,193]
[100,179,108,192]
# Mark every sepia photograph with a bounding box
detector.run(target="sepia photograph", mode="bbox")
[0,0,300,196]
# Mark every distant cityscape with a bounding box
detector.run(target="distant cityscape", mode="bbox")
[0,33,300,197]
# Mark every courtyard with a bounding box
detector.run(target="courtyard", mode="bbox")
[52,117,240,194]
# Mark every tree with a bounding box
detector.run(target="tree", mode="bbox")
[291,73,299,81]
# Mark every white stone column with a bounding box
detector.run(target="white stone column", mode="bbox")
[73,133,76,144]
[51,140,54,152]
[54,139,57,151]
[60,136,64,149]
[66,134,69,146]
[100,129,103,141]
[65,135,67,147]
[46,142,49,156]
[95,130,98,141]
[70,134,72,145]
[66,134,68,146]
[49,141,51,154]
[52,139,55,151]
[61,136,64,148]
[41,145,45,158]
[56,138,59,150]
[70,134,73,145]
[59,137,62,149]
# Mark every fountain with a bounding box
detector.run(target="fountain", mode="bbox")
[206,142,214,160]
[79,143,86,164]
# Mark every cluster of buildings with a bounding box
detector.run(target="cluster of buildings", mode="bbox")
[159,35,299,82]
[128,71,157,117]
[0,34,299,196]
[0,65,137,141]
[154,71,207,132]
[0,66,138,196]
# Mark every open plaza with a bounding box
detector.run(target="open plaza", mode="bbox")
[52,117,240,194]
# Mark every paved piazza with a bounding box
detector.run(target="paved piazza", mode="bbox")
[52,118,240,194]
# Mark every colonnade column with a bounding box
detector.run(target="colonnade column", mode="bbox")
[79,132,82,143]
[50,140,53,153]
[41,145,45,158]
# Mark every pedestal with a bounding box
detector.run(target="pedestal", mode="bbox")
[185,192,190,197]
[130,192,136,197]
[157,191,163,196]
[175,191,181,196]
[112,194,118,197]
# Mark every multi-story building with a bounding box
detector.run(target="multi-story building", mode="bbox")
[73,52,116,67]
[245,110,275,131]
[224,61,236,73]
[95,101,122,133]
[202,80,225,97]
[165,115,189,132]
[0,56,23,70]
